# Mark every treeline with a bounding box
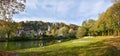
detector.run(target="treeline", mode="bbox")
[0,20,79,41]
[76,2,120,38]
[20,21,78,31]
[19,21,79,39]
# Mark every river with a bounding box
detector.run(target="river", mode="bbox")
[0,40,65,51]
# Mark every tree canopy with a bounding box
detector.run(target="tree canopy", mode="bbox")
[76,2,120,38]
[0,0,26,21]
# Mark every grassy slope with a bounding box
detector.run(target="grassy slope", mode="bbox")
[12,36,120,56]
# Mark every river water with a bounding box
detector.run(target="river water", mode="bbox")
[0,40,64,51]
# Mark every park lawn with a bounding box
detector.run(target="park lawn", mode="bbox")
[12,36,120,56]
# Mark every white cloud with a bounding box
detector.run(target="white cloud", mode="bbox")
[26,0,39,9]
[13,16,68,24]
[29,0,76,15]
[55,0,75,15]
[20,0,77,19]
[78,0,113,17]
[13,0,113,25]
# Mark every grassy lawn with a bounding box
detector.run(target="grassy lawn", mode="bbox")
[11,36,120,56]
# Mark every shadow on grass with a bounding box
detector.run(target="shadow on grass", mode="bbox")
[17,44,120,56]
[16,38,120,56]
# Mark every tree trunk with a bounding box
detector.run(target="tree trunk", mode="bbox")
[7,32,10,39]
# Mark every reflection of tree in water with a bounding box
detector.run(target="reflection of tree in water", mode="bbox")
[38,40,47,47]
[0,42,7,50]
[37,40,55,47]
[0,40,58,51]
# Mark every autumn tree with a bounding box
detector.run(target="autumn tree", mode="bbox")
[105,2,120,35]
[89,2,120,36]
[51,29,55,37]
[76,26,87,38]
[0,0,26,21]
[57,26,69,38]
[82,19,96,36]
[94,13,108,36]
[68,28,76,39]
[0,0,26,39]
[0,20,17,38]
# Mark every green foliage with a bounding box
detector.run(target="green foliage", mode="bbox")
[0,20,17,38]
[76,19,96,38]
[97,2,120,36]
[57,26,69,37]
[94,14,107,36]
[76,2,120,37]
[106,2,120,35]
[76,27,87,38]
[0,20,78,41]
[68,29,76,39]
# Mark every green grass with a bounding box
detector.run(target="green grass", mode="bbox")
[11,36,120,56]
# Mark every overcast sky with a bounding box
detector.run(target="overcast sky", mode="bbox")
[13,0,113,25]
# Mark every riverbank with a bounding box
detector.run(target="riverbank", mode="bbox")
[0,36,73,42]
[9,36,120,56]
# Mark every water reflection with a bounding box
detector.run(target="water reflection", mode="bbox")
[0,40,58,51]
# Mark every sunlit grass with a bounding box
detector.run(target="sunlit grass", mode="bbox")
[11,36,120,56]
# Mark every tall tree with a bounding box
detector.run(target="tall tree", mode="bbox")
[0,0,26,39]
[94,13,108,36]
[76,26,87,38]
[104,2,120,35]
[0,20,17,38]
[0,0,26,21]
[82,19,96,36]
[95,2,120,36]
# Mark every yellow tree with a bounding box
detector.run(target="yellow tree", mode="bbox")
[104,2,120,36]
[68,28,76,38]
[57,26,69,37]
[96,2,120,36]
[0,0,26,39]
[76,26,87,38]
[0,20,17,38]
[51,29,55,37]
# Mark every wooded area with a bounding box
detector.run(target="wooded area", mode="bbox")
[77,2,120,38]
